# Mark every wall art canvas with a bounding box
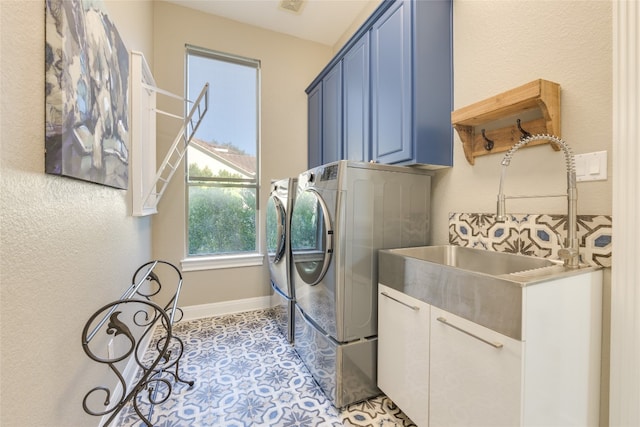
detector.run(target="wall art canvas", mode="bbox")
[45,0,129,189]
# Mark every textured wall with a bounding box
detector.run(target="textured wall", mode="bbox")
[0,1,153,425]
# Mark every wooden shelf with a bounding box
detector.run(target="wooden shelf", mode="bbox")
[451,79,561,165]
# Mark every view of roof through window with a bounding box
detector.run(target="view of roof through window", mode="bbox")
[189,138,256,180]
[187,47,258,177]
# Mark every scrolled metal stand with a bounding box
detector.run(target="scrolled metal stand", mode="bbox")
[82,260,194,427]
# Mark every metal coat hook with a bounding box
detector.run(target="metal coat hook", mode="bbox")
[517,119,532,140]
[481,129,494,151]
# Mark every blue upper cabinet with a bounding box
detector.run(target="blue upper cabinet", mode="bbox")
[307,83,322,168]
[370,0,412,164]
[321,62,343,165]
[306,0,453,169]
[343,34,370,163]
[307,35,367,168]
[411,0,454,167]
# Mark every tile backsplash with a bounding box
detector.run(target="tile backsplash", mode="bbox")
[449,213,612,268]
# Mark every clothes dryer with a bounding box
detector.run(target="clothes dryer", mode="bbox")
[290,160,431,408]
[266,178,297,343]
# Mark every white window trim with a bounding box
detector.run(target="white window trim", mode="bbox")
[181,253,264,272]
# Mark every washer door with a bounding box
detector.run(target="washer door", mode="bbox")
[290,188,333,285]
[266,194,287,265]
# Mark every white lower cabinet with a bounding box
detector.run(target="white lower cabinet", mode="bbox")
[429,307,522,426]
[378,270,602,427]
[377,284,430,427]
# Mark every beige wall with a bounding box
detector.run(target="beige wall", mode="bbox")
[432,1,612,424]
[0,0,153,425]
[151,1,334,306]
[432,0,612,245]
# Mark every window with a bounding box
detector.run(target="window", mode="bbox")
[185,46,260,262]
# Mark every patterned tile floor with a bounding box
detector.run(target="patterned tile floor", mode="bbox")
[118,309,416,427]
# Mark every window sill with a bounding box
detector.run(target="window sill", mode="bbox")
[181,253,264,272]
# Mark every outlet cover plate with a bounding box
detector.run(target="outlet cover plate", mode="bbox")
[575,151,607,182]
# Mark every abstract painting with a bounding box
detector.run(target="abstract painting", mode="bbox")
[45,0,129,189]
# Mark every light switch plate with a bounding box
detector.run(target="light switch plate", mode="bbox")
[575,151,607,182]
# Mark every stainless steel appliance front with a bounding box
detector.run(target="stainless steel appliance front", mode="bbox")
[266,178,297,343]
[290,160,431,407]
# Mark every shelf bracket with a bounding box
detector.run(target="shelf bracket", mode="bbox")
[451,79,561,165]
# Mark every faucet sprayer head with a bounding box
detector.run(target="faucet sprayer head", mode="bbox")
[495,133,580,268]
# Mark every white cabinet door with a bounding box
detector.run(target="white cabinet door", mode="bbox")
[377,284,430,427]
[429,307,523,427]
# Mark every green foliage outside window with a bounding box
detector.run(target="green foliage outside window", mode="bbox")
[188,162,256,255]
[188,184,256,255]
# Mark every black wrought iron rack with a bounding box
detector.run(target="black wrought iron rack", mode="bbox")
[81,260,193,426]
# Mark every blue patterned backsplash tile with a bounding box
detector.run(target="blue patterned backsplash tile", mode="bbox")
[449,213,612,268]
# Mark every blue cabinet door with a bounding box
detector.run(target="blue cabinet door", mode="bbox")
[307,83,322,168]
[306,0,452,168]
[413,0,453,167]
[370,0,412,164]
[322,62,342,164]
[343,34,370,162]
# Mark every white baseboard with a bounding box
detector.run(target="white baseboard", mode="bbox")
[180,296,273,322]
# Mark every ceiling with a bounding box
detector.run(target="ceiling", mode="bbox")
[163,0,379,46]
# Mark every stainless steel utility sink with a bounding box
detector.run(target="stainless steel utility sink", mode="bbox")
[392,245,559,276]
[378,245,597,340]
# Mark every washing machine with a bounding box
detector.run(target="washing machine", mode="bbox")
[290,160,431,408]
[266,178,297,343]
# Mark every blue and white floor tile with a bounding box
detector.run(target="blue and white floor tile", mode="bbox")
[118,309,416,427]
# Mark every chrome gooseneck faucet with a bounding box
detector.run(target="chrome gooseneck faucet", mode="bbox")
[496,134,580,268]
